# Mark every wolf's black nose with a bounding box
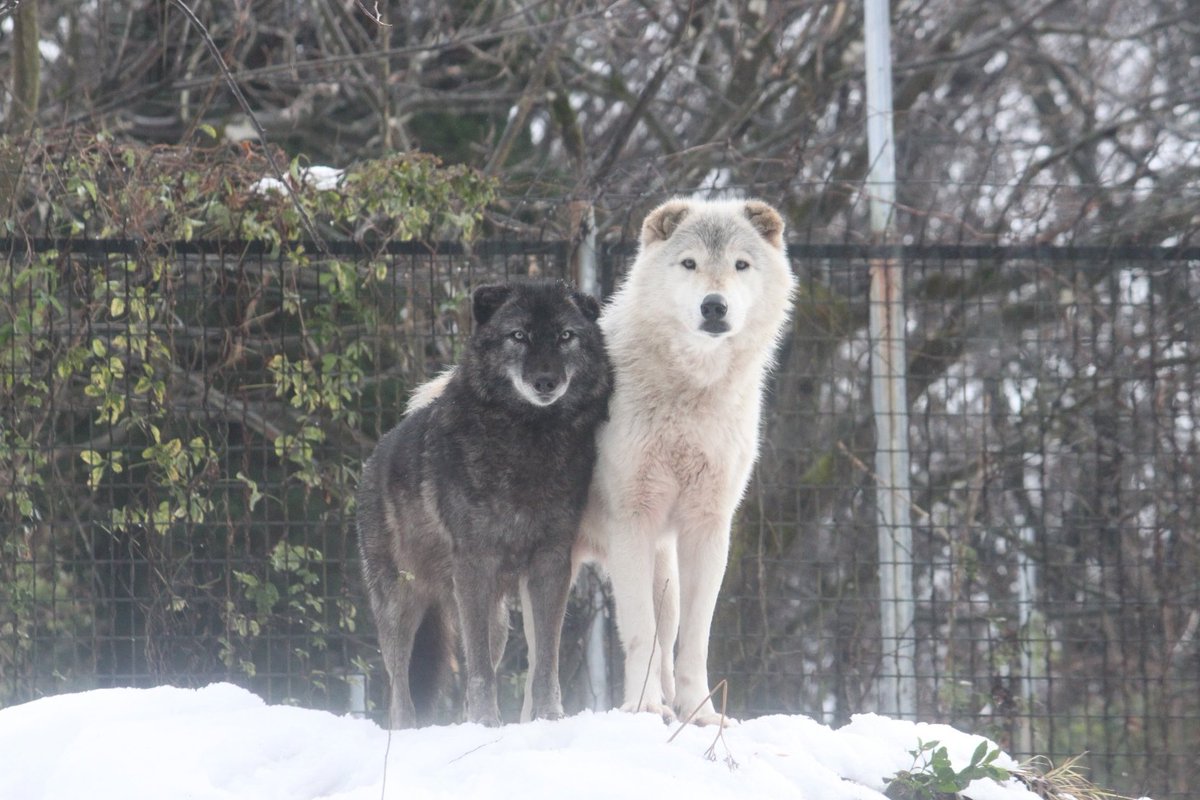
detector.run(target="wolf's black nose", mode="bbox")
[700,294,727,321]
[533,374,559,394]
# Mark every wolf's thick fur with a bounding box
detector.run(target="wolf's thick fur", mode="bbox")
[576,197,796,726]
[356,280,612,728]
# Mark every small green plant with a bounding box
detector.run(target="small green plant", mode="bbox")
[885,739,1010,800]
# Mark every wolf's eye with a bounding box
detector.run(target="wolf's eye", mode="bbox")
[681,258,697,270]
[510,330,528,343]
[558,330,575,344]
[735,259,750,271]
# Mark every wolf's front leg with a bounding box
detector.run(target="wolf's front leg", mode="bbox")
[606,524,675,721]
[519,577,538,723]
[524,545,572,720]
[653,544,680,708]
[673,511,738,727]
[453,556,503,726]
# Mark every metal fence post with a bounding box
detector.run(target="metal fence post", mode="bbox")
[571,201,598,298]
[570,202,611,712]
[864,0,917,717]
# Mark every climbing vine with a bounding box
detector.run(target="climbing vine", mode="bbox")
[0,128,493,703]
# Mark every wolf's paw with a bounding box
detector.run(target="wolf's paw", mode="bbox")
[531,704,565,722]
[674,699,739,728]
[619,700,677,723]
[686,710,739,728]
[468,711,502,727]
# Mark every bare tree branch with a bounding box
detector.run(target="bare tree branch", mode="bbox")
[165,0,327,252]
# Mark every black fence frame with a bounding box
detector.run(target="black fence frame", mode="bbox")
[3,237,1199,799]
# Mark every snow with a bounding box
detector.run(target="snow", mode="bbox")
[303,166,345,191]
[252,165,344,195]
[38,40,62,63]
[0,683,1052,800]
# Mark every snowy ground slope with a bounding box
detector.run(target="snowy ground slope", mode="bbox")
[0,683,1044,800]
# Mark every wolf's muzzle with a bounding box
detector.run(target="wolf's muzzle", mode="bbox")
[700,293,730,335]
[510,366,570,406]
[532,372,560,397]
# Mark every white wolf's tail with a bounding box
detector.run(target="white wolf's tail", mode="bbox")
[406,368,456,414]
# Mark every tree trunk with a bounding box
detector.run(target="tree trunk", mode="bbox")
[12,0,41,130]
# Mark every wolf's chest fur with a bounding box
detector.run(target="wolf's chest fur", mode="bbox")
[424,397,597,551]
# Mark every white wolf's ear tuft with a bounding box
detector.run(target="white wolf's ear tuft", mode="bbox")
[472,284,512,326]
[641,199,691,245]
[743,200,785,249]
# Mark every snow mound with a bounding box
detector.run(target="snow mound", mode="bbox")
[0,683,1043,800]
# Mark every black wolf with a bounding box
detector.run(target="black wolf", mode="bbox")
[356,280,613,728]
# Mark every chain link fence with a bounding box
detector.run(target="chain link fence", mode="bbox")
[3,237,1198,798]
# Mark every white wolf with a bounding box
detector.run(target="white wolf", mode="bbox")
[405,198,795,726]
[575,197,796,726]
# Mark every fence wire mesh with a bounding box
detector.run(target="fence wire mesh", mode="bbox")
[2,238,1198,798]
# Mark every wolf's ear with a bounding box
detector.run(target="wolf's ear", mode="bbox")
[743,200,785,250]
[472,284,511,326]
[641,199,691,245]
[570,291,601,323]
